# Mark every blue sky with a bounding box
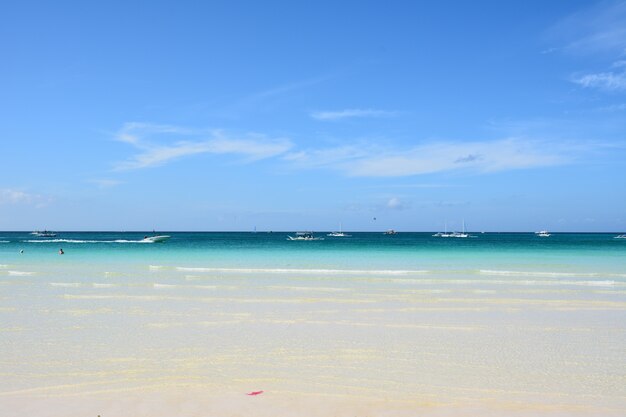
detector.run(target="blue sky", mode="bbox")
[1,0,625,231]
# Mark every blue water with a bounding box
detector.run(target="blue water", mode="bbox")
[1,231,625,275]
[2,231,626,415]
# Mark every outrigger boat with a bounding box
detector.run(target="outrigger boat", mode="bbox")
[32,230,57,237]
[287,232,324,241]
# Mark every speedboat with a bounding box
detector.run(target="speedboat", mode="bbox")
[327,231,351,237]
[287,232,324,241]
[535,230,551,237]
[384,229,398,235]
[32,230,57,237]
[141,235,171,243]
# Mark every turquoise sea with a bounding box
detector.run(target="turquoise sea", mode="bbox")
[1,231,625,416]
[2,231,626,271]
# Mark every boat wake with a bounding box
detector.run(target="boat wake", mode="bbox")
[23,239,157,244]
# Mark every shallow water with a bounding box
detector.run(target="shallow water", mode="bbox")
[1,232,625,416]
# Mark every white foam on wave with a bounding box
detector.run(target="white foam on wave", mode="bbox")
[422,278,620,287]
[149,265,165,271]
[50,282,82,288]
[8,271,34,276]
[479,269,626,278]
[0,240,10,243]
[153,283,178,289]
[572,280,616,287]
[267,285,351,293]
[175,267,429,275]
[93,283,118,288]
[0,265,8,269]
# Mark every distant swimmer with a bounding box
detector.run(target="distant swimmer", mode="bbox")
[58,248,64,255]
[20,249,24,254]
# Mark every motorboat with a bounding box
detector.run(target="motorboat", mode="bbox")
[287,232,324,241]
[141,235,171,243]
[32,230,57,237]
[327,231,350,237]
[535,230,551,237]
[384,229,398,235]
[327,223,351,237]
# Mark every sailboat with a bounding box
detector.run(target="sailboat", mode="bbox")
[327,223,351,237]
[433,222,452,237]
[449,220,469,238]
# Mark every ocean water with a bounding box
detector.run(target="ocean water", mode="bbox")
[1,232,625,416]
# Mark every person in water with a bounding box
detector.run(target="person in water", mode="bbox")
[58,248,64,255]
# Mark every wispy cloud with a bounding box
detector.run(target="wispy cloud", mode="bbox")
[548,2,626,93]
[219,75,333,118]
[346,139,565,177]
[0,189,50,207]
[245,76,331,103]
[572,67,626,92]
[592,102,626,112]
[310,108,398,121]
[548,1,626,55]
[88,179,123,189]
[114,123,292,170]
[285,138,576,177]
[387,197,409,210]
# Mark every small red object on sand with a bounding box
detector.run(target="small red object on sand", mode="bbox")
[246,390,264,396]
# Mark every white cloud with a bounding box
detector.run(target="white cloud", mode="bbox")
[0,189,50,207]
[548,1,626,55]
[286,138,573,177]
[310,109,397,121]
[548,3,626,93]
[283,145,371,168]
[88,179,123,189]
[114,123,292,170]
[387,197,409,210]
[593,103,626,112]
[573,68,626,91]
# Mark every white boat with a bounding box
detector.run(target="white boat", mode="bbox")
[327,223,351,237]
[433,222,453,237]
[141,235,171,243]
[32,230,57,237]
[384,229,397,235]
[287,232,324,241]
[535,230,551,237]
[448,220,469,238]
